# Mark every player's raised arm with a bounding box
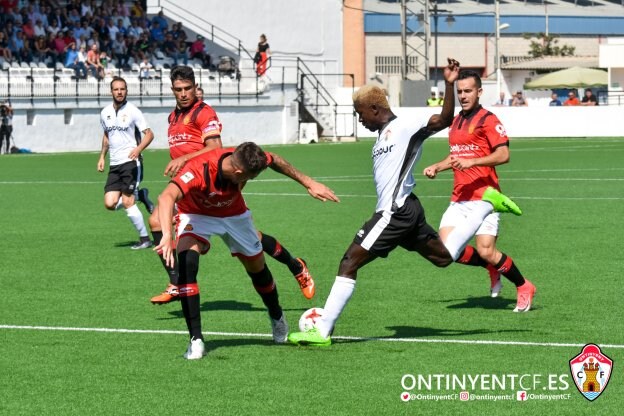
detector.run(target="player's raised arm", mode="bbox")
[427,58,460,132]
[267,152,340,203]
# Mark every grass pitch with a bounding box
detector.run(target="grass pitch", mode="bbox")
[1,137,623,415]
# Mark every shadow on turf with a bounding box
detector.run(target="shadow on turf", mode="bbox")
[439,296,517,310]
[161,300,308,320]
[114,241,142,248]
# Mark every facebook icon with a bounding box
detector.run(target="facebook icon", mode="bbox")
[516,391,528,401]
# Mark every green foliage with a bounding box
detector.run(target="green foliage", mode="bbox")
[0,139,623,415]
[522,33,576,58]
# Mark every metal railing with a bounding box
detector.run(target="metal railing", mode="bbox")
[296,57,356,140]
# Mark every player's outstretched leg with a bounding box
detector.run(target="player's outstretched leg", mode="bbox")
[177,250,206,359]
[482,187,522,216]
[259,232,315,299]
[492,253,536,312]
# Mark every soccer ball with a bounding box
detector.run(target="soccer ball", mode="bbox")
[298,307,325,331]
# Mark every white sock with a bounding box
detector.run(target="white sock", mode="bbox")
[317,276,356,338]
[115,197,124,210]
[125,204,148,238]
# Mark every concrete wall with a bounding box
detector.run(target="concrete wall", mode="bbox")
[356,106,623,139]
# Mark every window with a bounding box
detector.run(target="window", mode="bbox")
[375,56,418,75]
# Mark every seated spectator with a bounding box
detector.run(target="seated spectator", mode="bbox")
[110,32,127,68]
[47,19,61,37]
[190,34,211,68]
[511,90,528,106]
[426,91,440,106]
[127,19,142,39]
[51,32,66,63]
[99,50,111,76]
[33,34,52,64]
[130,0,145,18]
[64,42,87,79]
[77,43,90,77]
[581,88,598,106]
[151,10,168,32]
[33,19,46,38]
[174,38,189,66]
[150,20,165,46]
[170,22,185,40]
[22,19,36,41]
[139,56,153,79]
[86,43,104,79]
[0,32,13,64]
[549,93,562,106]
[74,19,93,41]
[493,91,509,106]
[162,32,177,60]
[563,91,580,106]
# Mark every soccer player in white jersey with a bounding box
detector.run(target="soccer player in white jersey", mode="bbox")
[288,59,462,346]
[97,76,155,250]
[423,70,535,312]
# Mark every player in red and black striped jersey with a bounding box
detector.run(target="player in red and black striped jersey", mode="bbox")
[149,66,317,306]
[154,142,339,358]
[423,70,536,312]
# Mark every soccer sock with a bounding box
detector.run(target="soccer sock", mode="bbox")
[247,264,282,320]
[260,232,302,275]
[317,276,356,338]
[125,204,149,238]
[115,197,124,210]
[178,250,202,340]
[456,245,488,267]
[495,253,526,287]
[152,230,180,285]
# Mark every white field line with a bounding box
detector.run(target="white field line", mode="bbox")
[2,324,623,349]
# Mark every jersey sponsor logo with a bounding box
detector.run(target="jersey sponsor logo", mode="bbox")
[168,132,193,144]
[180,172,195,183]
[450,143,479,153]
[357,229,365,238]
[495,123,507,137]
[198,197,234,209]
[105,125,130,132]
[372,144,394,160]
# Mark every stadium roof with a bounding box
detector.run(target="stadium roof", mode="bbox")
[501,55,599,69]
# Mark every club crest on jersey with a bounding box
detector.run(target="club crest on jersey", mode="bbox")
[121,114,128,124]
[184,115,191,125]
[495,123,507,137]
[180,172,195,183]
[383,129,392,141]
[569,344,613,401]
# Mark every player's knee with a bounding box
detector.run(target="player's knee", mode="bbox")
[476,246,497,263]
[104,202,117,211]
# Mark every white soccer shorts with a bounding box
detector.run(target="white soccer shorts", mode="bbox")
[439,200,500,260]
[176,210,262,258]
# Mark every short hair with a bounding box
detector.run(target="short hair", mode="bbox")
[197,87,204,93]
[458,70,482,88]
[110,76,127,90]
[170,65,195,85]
[232,142,269,176]
[352,85,390,110]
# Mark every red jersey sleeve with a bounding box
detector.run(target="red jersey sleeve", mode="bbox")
[171,159,206,196]
[482,114,509,150]
[195,106,222,142]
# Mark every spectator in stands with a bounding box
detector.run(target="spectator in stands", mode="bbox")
[124,34,140,67]
[48,7,65,30]
[150,20,165,46]
[63,29,77,50]
[0,31,13,64]
[581,88,598,106]
[196,86,204,102]
[115,18,127,38]
[426,91,441,106]
[22,19,36,41]
[105,18,119,42]
[174,38,189,66]
[33,18,46,38]
[170,22,185,40]
[255,34,270,76]
[74,19,92,41]
[64,42,87,79]
[190,34,210,68]
[81,0,93,18]
[139,56,153,79]
[87,31,101,51]
[127,19,142,39]
[27,4,45,28]
[151,10,168,32]
[563,90,580,106]
[110,32,127,68]
[51,31,67,63]
[13,31,33,64]
[87,43,104,79]
[137,31,152,60]
[162,32,177,63]
[130,0,145,19]
[100,49,111,76]
[511,90,528,106]
[112,0,130,18]
[47,18,61,37]
[34,34,52,64]
[77,43,90,77]
[9,6,22,26]
[549,92,562,106]
[67,8,81,26]
[3,21,16,41]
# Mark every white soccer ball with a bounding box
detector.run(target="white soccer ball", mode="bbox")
[298,307,325,332]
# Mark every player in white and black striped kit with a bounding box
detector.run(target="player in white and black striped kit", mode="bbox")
[288,58,461,346]
[97,76,155,250]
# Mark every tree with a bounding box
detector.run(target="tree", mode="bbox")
[523,33,576,58]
